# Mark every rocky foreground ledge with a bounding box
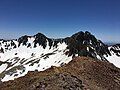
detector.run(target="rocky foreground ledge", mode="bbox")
[0,57,120,90]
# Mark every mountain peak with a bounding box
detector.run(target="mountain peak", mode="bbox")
[34,33,48,39]
[66,31,111,60]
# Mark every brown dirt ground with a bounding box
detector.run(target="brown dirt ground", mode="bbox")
[0,57,120,90]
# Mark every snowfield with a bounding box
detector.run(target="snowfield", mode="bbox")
[106,54,120,68]
[0,40,72,82]
[105,47,120,68]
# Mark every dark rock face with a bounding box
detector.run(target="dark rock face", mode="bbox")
[66,31,111,60]
[33,33,48,48]
[0,47,4,53]
[18,35,30,47]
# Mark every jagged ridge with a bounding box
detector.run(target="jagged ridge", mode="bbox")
[0,31,112,60]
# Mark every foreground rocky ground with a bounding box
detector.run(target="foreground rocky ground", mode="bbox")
[0,57,120,90]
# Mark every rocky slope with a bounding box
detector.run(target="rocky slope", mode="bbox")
[0,31,120,82]
[0,57,120,90]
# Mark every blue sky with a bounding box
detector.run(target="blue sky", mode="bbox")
[0,0,120,42]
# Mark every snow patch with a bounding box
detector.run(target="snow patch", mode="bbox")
[0,64,8,73]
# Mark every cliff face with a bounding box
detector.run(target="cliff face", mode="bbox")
[0,57,120,90]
